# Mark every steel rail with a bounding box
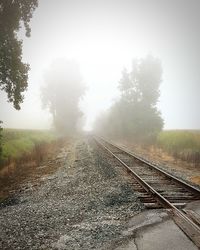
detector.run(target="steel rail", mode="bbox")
[99,136,200,195]
[93,136,200,247]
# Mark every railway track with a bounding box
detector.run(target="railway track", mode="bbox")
[93,136,200,248]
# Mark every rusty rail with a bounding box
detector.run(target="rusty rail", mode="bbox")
[93,136,200,248]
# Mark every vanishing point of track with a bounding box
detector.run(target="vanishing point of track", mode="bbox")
[93,136,200,248]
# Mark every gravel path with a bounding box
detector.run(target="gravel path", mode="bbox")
[0,138,144,250]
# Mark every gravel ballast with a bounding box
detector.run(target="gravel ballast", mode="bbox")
[0,138,144,250]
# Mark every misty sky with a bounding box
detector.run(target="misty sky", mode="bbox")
[0,0,200,130]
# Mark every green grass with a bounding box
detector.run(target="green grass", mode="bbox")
[157,130,200,163]
[0,129,57,164]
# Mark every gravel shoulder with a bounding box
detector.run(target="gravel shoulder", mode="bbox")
[0,137,144,250]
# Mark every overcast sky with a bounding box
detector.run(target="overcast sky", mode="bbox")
[0,0,200,130]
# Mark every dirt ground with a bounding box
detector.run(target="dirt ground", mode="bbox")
[0,137,144,250]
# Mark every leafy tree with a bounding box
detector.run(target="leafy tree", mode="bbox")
[0,0,38,109]
[95,55,164,143]
[119,55,163,141]
[0,0,38,159]
[119,56,162,107]
[42,59,85,135]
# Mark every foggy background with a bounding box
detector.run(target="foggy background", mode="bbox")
[0,0,199,130]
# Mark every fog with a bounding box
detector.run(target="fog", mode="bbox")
[0,0,200,130]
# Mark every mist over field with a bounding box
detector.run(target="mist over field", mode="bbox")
[0,0,200,130]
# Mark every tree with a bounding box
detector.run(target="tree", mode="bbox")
[42,59,85,135]
[95,55,164,143]
[0,0,38,159]
[0,0,38,109]
[0,121,2,158]
[119,55,163,140]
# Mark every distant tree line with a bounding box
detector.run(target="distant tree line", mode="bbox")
[94,55,164,144]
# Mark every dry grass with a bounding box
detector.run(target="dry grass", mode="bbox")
[0,137,68,201]
[157,130,200,165]
[0,129,57,168]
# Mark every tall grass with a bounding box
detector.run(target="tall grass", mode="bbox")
[0,129,57,167]
[157,130,200,164]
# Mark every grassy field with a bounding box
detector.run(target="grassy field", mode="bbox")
[0,129,57,167]
[157,130,200,164]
